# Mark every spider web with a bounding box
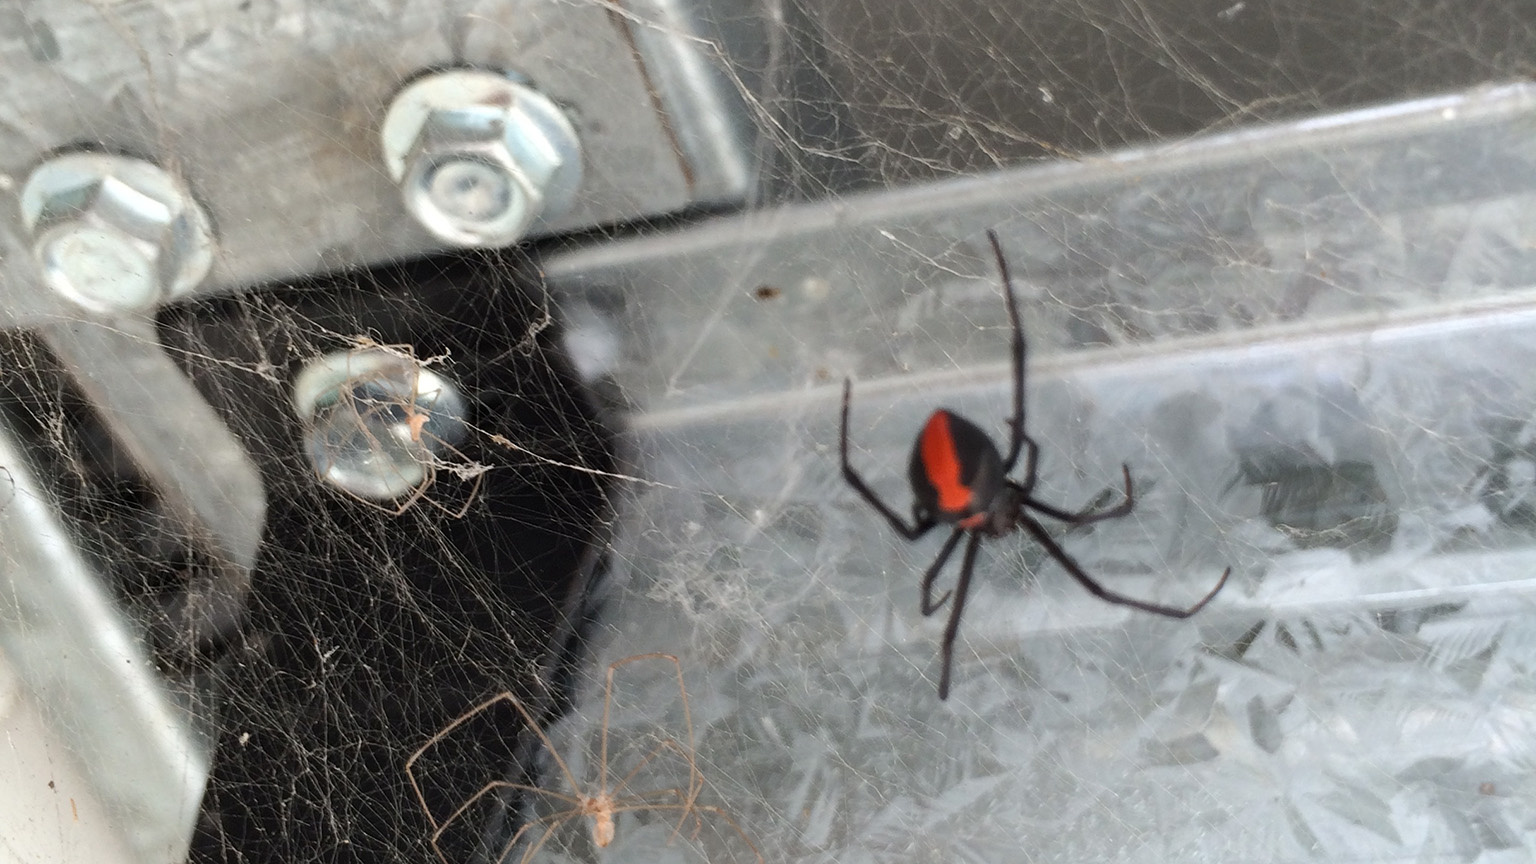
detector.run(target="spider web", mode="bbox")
[4,2,1536,864]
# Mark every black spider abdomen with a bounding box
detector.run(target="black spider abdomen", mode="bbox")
[908,409,1006,522]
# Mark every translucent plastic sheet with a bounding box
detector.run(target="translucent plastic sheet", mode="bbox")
[539,85,1536,862]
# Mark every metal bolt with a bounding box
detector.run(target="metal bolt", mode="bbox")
[380,69,582,248]
[292,349,470,504]
[19,153,214,315]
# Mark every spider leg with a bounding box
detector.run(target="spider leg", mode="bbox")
[1020,464,1135,526]
[603,737,702,845]
[936,533,984,700]
[599,653,709,844]
[606,802,766,864]
[1009,435,1044,498]
[841,379,936,540]
[608,738,690,800]
[423,432,486,519]
[987,230,1030,476]
[920,528,965,615]
[1017,515,1229,617]
[407,694,579,824]
[500,812,568,864]
[686,804,767,864]
[435,781,584,849]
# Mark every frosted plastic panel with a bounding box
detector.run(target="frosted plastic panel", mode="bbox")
[535,84,1536,862]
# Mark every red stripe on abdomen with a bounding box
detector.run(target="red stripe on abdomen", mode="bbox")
[920,411,972,514]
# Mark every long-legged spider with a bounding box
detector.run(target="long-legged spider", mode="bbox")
[406,653,763,864]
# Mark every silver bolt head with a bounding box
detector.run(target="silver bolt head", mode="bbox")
[381,70,582,248]
[292,349,469,502]
[20,153,214,315]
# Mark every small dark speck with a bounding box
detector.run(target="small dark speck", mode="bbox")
[1480,782,1496,795]
[239,0,252,9]
[752,285,780,301]
[48,780,55,789]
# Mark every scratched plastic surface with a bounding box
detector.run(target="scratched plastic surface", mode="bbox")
[542,84,1536,862]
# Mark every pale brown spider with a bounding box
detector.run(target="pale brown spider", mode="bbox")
[406,653,763,864]
[296,339,487,518]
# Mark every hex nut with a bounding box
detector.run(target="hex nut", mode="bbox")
[381,69,582,248]
[19,153,214,315]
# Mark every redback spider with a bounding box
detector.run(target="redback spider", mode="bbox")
[839,230,1231,700]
